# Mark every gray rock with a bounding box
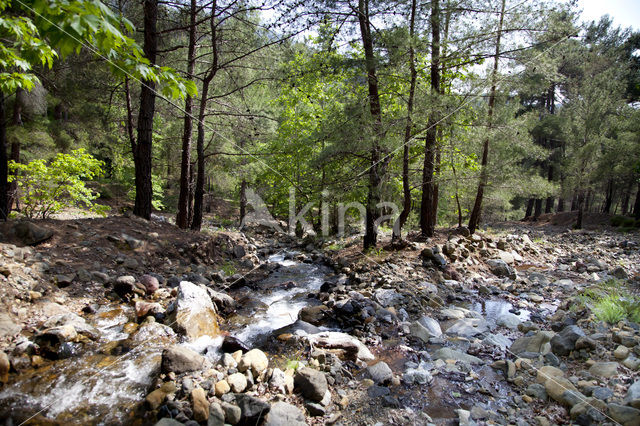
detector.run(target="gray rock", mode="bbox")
[526,383,547,400]
[305,401,326,416]
[608,403,640,426]
[551,325,586,356]
[364,361,393,385]
[161,345,206,374]
[263,402,306,426]
[483,333,511,349]
[496,313,521,329]
[410,321,433,343]
[208,402,225,426]
[375,289,403,307]
[154,419,183,426]
[418,316,442,337]
[433,347,482,365]
[294,367,328,402]
[6,221,54,245]
[625,380,640,409]
[589,362,619,378]
[446,317,488,337]
[0,312,21,339]
[486,259,515,278]
[510,331,554,355]
[235,394,270,424]
[221,401,241,425]
[592,387,613,400]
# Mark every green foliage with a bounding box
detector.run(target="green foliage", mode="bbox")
[118,166,165,211]
[8,148,109,218]
[578,279,640,324]
[611,215,637,228]
[220,261,237,276]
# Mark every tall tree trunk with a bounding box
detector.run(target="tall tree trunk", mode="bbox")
[419,0,441,237]
[8,88,23,211]
[534,199,542,219]
[0,93,7,221]
[176,0,197,229]
[191,0,218,231]
[633,182,640,220]
[576,190,585,229]
[357,0,384,250]
[239,179,247,225]
[133,0,158,220]
[621,183,631,215]
[468,0,505,234]
[524,198,534,220]
[392,0,417,242]
[603,179,613,214]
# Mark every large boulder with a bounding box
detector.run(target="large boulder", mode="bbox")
[551,325,586,356]
[1,221,53,245]
[445,317,488,337]
[625,380,640,409]
[237,349,269,375]
[294,367,328,402]
[161,345,206,374]
[510,331,554,356]
[298,305,330,325]
[235,393,270,425]
[486,259,516,279]
[168,281,219,340]
[306,331,374,361]
[364,361,393,385]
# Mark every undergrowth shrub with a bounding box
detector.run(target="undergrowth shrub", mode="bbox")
[578,279,640,324]
[8,149,109,218]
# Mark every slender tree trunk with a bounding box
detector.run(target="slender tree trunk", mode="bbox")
[468,0,505,234]
[133,0,158,220]
[603,179,613,214]
[576,190,585,229]
[633,182,640,220]
[392,0,417,242]
[357,0,384,250]
[534,199,542,219]
[420,0,440,237]
[0,93,7,221]
[621,183,631,215]
[191,0,218,231]
[176,0,197,229]
[239,179,247,225]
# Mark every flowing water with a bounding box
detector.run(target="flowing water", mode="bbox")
[0,252,331,424]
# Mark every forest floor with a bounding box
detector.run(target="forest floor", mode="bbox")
[0,210,639,426]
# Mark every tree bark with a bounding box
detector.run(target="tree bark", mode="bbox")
[176,0,197,229]
[133,0,158,220]
[357,0,384,250]
[0,93,7,221]
[633,182,640,220]
[392,0,417,242]
[576,190,585,229]
[468,0,505,234]
[191,0,218,231]
[603,179,613,214]
[621,183,631,215]
[8,88,23,211]
[419,0,441,237]
[534,199,542,219]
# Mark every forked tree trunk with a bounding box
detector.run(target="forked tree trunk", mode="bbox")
[133,0,158,220]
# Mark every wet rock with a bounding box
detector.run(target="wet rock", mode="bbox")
[486,259,515,278]
[139,274,159,294]
[298,305,330,325]
[625,380,640,408]
[608,403,640,426]
[403,361,433,385]
[263,401,306,426]
[433,347,482,364]
[510,331,554,355]
[237,349,268,375]
[589,361,619,378]
[222,336,249,353]
[306,331,374,361]
[135,301,163,319]
[550,325,586,356]
[191,387,209,422]
[207,289,236,312]
[161,345,206,374]
[169,281,219,340]
[483,333,511,349]
[227,373,247,393]
[235,393,270,425]
[295,367,328,402]
[364,361,393,385]
[146,382,177,410]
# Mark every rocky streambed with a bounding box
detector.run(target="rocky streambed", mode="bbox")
[1,217,640,426]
